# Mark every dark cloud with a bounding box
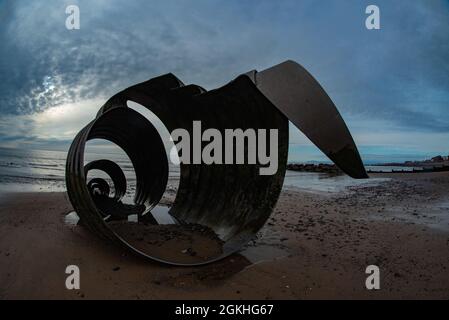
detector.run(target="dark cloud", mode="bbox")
[0,0,448,151]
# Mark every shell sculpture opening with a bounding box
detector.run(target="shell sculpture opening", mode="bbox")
[65,60,368,266]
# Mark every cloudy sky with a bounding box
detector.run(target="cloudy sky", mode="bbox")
[0,0,448,162]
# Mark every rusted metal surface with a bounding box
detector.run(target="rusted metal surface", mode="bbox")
[65,60,367,265]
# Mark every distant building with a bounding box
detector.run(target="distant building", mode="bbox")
[431,155,444,162]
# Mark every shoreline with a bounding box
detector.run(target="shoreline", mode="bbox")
[1,172,449,299]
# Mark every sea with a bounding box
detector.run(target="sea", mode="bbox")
[0,147,410,196]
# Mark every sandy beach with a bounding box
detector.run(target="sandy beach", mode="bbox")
[1,171,449,299]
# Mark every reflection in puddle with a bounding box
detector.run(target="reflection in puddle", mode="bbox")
[145,206,177,224]
[433,201,449,231]
[370,200,449,233]
[283,170,390,193]
[64,211,79,225]
[241,245,289,264]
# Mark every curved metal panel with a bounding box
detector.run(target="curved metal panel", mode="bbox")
[250,60,367,178]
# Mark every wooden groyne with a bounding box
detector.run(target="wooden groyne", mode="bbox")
[367,165,449,174]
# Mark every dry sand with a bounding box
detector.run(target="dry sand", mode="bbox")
[1,172,449,299]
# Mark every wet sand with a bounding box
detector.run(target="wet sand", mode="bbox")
[1,172,449,299]
[109,222,224,264]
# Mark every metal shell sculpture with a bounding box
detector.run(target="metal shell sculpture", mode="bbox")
[66,60,367,266]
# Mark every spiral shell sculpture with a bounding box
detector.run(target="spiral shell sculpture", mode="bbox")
[65,60,367,265]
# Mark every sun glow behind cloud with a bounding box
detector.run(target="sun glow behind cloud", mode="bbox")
[0,97,104,149]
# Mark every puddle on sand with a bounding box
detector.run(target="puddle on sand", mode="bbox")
[240,245,289,264]
[283,170,390,193]
[65,205,175,226]
[417,200,449,232]
[64,211,80,225]
[371,200,449,233]
[127,205,176,224]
